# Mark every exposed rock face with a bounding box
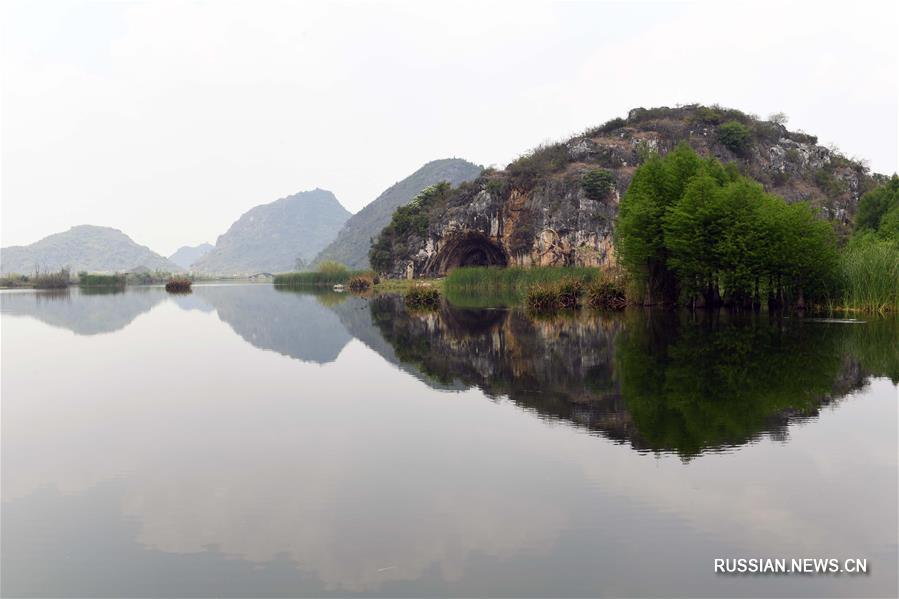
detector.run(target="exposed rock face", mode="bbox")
[378,105,876,278]
[0,225,183,275]
[193,188,350,275]
[313,158,482,269]
[168,243,214,270]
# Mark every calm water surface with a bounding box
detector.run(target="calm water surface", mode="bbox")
[2,284,897,597]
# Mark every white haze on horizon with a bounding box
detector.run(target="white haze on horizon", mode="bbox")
[2,0,897,256]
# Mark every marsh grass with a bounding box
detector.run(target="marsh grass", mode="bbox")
[832,239,899,312]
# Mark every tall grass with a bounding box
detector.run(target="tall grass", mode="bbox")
[274,260,373,287]
[273,269,371,286]
[78,273,125,287]
[32,269,71,289]
[445,266,604,299]
[445,266,628,308]
[833,239,899,312]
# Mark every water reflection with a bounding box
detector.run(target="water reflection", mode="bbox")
[1,286,896,597]
[192,286,352,364]
[0,287,166,335]
[366,296,897,457]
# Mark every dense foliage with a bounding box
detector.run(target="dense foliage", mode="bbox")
[581,168,616,201]
[616,144,839,308]
[855,174,899,237]
[369,182,451,272]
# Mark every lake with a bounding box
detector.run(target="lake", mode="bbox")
[1,284,896,597]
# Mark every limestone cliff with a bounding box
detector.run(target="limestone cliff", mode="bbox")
[374,105,877,278]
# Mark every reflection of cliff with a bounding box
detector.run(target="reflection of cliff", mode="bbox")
[0,287,165,335]
[369,297,892,457]
[193,285,352,364]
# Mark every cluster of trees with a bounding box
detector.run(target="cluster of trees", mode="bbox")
[616,144,838,308]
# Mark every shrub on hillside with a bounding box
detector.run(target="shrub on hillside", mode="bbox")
[582,168,616,201]
[717,121,752,155]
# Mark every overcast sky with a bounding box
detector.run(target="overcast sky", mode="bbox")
[2,0,897,256]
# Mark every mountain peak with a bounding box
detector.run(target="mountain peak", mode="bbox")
[193,188,351,275]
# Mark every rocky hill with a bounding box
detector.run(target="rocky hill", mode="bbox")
[313,158,482,269]
[372,105,877,278]
[193,188,350,275]
[169,243,214,270]
[0,225,182,275]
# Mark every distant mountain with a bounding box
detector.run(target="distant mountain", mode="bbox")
[313,158,482,269]
[169,243,214,270]
[193,188,350,275]
[0,225,182,275]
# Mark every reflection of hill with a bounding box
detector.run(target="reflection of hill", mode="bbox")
[193,285,351,364]
[329,295,466,391]
[368,297,894,457]
[0,288,165,335]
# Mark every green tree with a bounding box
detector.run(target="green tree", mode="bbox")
[855,174,899,233]
[616,144,839,308]
[581,168,616,201]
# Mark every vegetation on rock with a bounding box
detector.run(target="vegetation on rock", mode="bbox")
[370,183,452,272]
[313,158,481,269]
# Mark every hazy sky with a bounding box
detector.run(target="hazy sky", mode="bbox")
[2,0,897,256]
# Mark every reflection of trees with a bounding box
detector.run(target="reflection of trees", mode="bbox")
[370,297,896,457]
[615,312,868,457]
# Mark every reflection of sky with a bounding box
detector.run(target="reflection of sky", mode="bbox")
[1,289,897,597]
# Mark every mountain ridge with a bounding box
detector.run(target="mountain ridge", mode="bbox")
[313,158,482,269]
[371,104,877,277]
[1,225,183,275]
